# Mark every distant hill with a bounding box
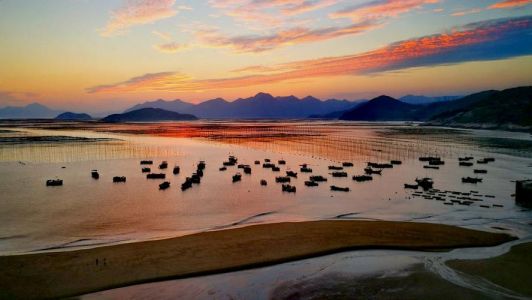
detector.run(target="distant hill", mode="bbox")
[55,112,92,121]
[102,108,197,122]
[429,87,532,130]
[124,93,356,119]
[399,95,461,105]
[339,96,419,121]
[0,103,63,119]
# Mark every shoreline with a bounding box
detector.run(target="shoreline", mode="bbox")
[0,220,515,299]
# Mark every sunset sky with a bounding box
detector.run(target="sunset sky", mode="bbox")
[1,0,531,113]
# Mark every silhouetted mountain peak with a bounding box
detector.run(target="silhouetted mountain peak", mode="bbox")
[371,95,398,102]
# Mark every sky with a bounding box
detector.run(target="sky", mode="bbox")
[0,0,531,113]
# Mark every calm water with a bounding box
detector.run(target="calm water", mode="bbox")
[1,121,531,298]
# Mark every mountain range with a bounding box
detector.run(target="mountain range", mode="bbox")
[124,92,360,119]
[338,86,531,130]
[102,108,197,122]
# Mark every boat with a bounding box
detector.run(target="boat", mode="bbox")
[278,160,286,165]
[300,166,313,173]
[476,159,488,164]
[286,171,297,178]
[181,178,192,190]
[197,161,206,170]
[196,169,204,177]
[159,181,170,190]
[474,169,487,174]
[367,162,393,168]
[254,160,260,165]
[459,162,473,167]
[309,175,327,182]
[328,166,343,170]
[276,176,291,183]
[330,185,349,192]
[404,184,419,189]
[415,178,433,190]
[140,160,153,165]
[390,160,402,165]
[264,158,271,162]
[91,170,99,179]
[232,173,242,182]
[331,171,348,177]
[364,167,381,175]
[262,163,275,168]
[141,167,151,173]
[305,181,318,187]
[173,166,180,175]
[219,166,227,171]
[260,179,267,186]
[46,179,63,186]
[159,161,168,169]
[342,162,354,167]
[428,159,444,166]
[113,176,126,183]
[147,173,166,179]
[353,175,372,182]
[282,184,296,193]
[228,156,238,163]
[191,174,201,184]
[243,166,252,174]
[462,177,483,184]
[423,166,439,170]
[272,166,280,172]
[419,156,440,162]
[458,157,474,161]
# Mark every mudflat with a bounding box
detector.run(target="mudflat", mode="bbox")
[0,220,515,299]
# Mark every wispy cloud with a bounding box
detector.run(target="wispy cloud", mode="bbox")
[88,16,532,93]
[489,0,531,9]
[195,20,380,53]
[101,0,179,37]
[451,7,483,17]
[153,42,187,53]
[330,0,438,21]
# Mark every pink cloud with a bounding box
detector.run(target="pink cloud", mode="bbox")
[330,0,438,21]
[195,21,380,53]
[489,0,531,9]
[101,0,178,37]
[88,17,532,93]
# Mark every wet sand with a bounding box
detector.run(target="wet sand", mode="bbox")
[0,220,515,299]
[447,242,532,297]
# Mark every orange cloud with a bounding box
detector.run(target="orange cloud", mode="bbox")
[330,0,438,21]
[489,0,531,9]
[195,21,380,53]
[153,42,187,53]
[88,17,532,94]
[101,0,178,37]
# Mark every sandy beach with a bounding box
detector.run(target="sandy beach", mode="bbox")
[0,220,515,299]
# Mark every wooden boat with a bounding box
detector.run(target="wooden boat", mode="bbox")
[232,173,242,182]
[462,177,482,184]
[415,178,433,190]
[223,161,236,166]
[191,174,201,184]
[264,158,271,162]
[243,166,252,174]
[159,161,168,169]
[196,169,204,177]
[197,161,206,170]
[305,181,318,187]
[262,163,275,168]
[391,160,402,165]
[181,178,192,191]
[459,162,473,167]
[419,156,440,162]
[141,167,151,173]
[423,166,439,170]
[147,173,166,179]
[353,175,372,182]
[328,166,343,170]
[458,157,474,161]
[364,167,381,175]
[286,171,297,178]
[404,184,419,189]
[367,162,393,168]
[272,166,280,172]
[219,166,227,171]
[91,170,99,179]
[330,185,349,192]
[46,179,63,186]
[300,166,313,173]
[342,162,354,167]
[309,175,327,182]
[173,166,180,175]
[429,159,444,166]
[276,176,291,183]
[254,160,260,165]
[278,160,286,165]
[159,181,170,190]
[331,171,348,177]
[282,184,296,193]
[113,176,126,183]
[140,160,153,165]
[474,169,487,174]
[260,179,267,186]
